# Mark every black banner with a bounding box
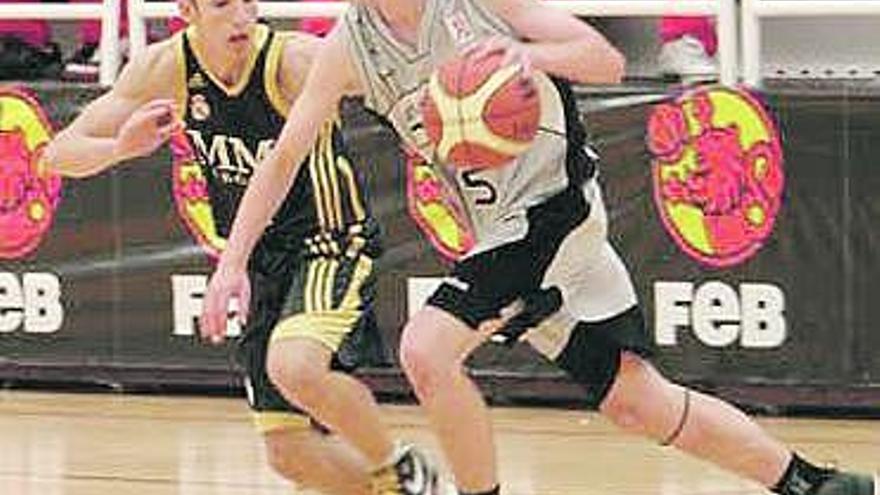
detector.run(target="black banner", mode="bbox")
[1,82,878,409]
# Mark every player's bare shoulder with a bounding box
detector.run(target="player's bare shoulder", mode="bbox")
[114,35,181,102]
[275,31,323,105]
[276,28,364,104]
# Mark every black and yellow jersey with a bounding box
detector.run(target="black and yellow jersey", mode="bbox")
[173,24,378,262]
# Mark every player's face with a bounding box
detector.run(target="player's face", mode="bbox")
[182,0,258,52]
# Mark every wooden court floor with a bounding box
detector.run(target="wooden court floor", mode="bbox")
[0,390,877,495]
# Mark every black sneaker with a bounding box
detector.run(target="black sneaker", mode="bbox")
[814,471,878,495]
[62,43,99,82]
[370,443,451,495]
[0,36,62,80]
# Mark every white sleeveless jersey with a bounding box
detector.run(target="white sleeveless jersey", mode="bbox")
[343,0,594,254]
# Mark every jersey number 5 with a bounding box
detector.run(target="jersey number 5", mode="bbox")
[461,170,497,206]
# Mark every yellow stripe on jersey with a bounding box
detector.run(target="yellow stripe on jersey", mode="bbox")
[307,143,328,231]
[172,32,187,120]
[336,155,367,223]
[323,123,344,230]
[314,126,337,231]
[264,32,290,116]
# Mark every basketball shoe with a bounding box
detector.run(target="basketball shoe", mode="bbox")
[370,443,452,495]
[814,471,878,495]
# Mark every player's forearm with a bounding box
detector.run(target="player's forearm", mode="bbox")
[219,131,314,270]
[524,38,625,85]
[44,133,124,178]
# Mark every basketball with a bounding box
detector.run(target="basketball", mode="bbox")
[420,49,541,169]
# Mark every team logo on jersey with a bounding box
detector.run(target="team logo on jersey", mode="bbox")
[444,9,476,47]
[187,72,207,90]
[189,93,211,122]
[406,149,474,261]
[0,87,61,259]
[169,128,225,259]
[647,86,784,268]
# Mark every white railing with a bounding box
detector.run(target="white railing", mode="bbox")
[15,0,880,88]
[742,0,880,86]
[0,1,120,85]
[129,0,737,85]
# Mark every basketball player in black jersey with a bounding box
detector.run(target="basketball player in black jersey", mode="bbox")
[43,1,451,494]
[201,1,877,495]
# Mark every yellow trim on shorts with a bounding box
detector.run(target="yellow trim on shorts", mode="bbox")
[252,410,311,434]
[270,311,361,351]
[340,255,373,310]
[273,254,373,350]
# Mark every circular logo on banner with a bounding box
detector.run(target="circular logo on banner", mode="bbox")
[0,87,61,259]
[647,86,784,268]
[169,129,225,259]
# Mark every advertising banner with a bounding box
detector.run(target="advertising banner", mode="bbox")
[1,83,877,407]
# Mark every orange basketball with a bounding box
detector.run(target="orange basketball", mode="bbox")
[421,49,541,169]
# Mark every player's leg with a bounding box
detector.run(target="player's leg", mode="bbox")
[258,413,372,494]
[237,254,378,493]
[597,343,876,493]
[267,334,394,465]
[265,251,445,494]
[401,179,603,495]
[400,306,498,495]
[539,186,876,495]
[243,339,374,492]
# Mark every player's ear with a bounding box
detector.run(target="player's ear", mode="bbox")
[177,0,197,23]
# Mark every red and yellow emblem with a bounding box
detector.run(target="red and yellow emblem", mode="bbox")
[647,86,784,268]
[0,87,61,259]
[405,149,474,261]
[170,129,225,259]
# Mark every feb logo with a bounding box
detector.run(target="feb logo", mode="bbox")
[170,129,225,259]
[647,86,784,268]
[0,88,61,259]
[405,149,474,261]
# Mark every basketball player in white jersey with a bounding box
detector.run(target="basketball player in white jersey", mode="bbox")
[201,1,878,494]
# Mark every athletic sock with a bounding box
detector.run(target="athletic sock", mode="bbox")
[771,453,836,495]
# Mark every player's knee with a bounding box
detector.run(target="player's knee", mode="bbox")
[266,344,327,407]
[399,324,441,395]
[600,352,668,432]
[399,314,460,397]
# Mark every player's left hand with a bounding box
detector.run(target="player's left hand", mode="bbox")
[465,36,533,76]
[199,260,251,345]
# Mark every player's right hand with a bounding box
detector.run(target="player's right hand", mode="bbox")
[200,261,251,345]
[113,99,181,162]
